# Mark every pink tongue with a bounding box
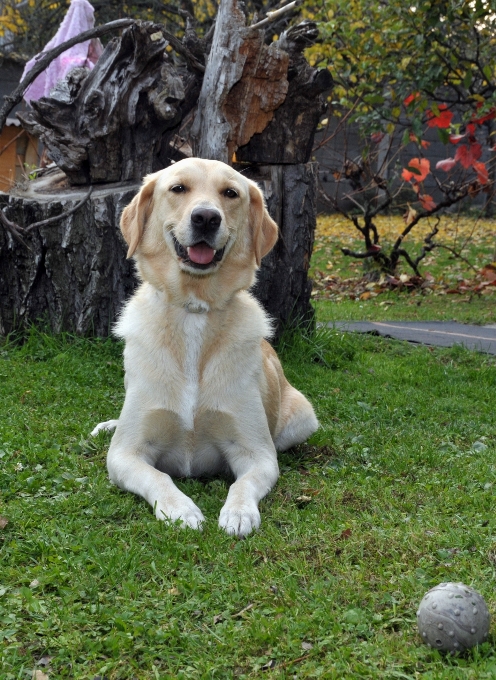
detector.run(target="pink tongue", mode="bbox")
[187,243,215,264]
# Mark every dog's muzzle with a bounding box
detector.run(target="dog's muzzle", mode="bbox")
[172,234,226,270]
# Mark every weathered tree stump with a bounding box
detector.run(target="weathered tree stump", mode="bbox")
[0,170,137,336]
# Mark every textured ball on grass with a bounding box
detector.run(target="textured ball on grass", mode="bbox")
[417,582,490,654]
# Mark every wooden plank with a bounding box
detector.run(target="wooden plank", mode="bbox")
[0,127,18,192]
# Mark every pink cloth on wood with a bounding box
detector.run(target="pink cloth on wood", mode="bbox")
[22,0,103,104]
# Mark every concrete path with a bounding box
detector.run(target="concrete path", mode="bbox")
[328,321,496,355]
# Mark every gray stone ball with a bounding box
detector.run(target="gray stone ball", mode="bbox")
[417,582,490,653]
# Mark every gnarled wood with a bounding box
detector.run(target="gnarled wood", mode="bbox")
[223,34,289,159]
[190,0,248,162]
[17,23,200,184]
[236,22,333,164]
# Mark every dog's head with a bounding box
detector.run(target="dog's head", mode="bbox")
[120,158,278,305]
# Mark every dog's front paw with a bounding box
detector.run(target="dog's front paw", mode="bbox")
[218,503,261,537]
[90,420,119,437]
[155,497,205,531]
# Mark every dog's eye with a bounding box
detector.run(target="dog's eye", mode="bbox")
[224,188,238,199]
[171,184,187,193]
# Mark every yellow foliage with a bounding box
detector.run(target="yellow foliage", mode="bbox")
[0,2,26,35]
[316,214,496,246]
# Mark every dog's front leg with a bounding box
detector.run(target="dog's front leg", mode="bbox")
[218,445,279,537]
[107,446,205,530]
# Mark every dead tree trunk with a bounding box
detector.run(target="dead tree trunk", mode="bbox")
[0,171,136,336]
[243,163,318,334]
[190,4,329,334]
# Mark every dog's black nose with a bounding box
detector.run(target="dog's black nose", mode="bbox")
[190,207,222,234]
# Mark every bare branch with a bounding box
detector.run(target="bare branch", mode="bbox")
[432,243,479,274]
[0,207,31,249]
[247,0,302,30]
[0,187,93,248]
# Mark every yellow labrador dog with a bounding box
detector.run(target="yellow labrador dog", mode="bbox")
[92,158,318,536]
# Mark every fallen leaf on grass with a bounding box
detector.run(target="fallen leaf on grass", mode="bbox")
[481,265,496,282]
[0,516,8,529]
[32,671,49,680]
[339,528,352,540]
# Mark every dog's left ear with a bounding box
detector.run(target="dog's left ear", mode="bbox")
[249,182,279,267]
[121,174,157,258]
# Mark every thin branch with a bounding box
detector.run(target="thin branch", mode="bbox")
[0,187,93,248]
[247,0,302,30]
[26,187,93,233]
[0,207,31,249]
[432,243,479,274]
[0,130,24,157]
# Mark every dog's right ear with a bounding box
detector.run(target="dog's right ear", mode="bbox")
[120,175,157,258]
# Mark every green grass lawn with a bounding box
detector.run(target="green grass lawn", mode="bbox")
[1,328,496,679]
[314,294,496,325]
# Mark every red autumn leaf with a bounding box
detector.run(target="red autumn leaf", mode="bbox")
[466,123,476,139]
[402,157,430,182]
[426,104,453,128]
[367,244,382,253]
[419,194,437,211]
[472,105,496,124]
[473,161,489,185]
[339,528,352,540]
[404,92,421,107]
[449,134,465,144]
[436,158,457,172]
[371,132,385,143]
[455,143,482,169]
[421,140,430,149]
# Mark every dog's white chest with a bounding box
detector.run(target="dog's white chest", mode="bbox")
[180,312,207,431]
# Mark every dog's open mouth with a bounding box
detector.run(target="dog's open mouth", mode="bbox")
[172,235,226,270]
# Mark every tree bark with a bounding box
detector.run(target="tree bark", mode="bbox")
[0,171,137,336]
[190,0,289,162]
[241,162,317,334]
[17,22,201,185]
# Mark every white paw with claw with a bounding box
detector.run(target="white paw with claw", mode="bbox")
[218,503,261,537]
[90,420,119,437]
[155,496,205,530]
